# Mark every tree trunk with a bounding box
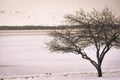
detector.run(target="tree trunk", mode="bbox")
[97,66,102,77]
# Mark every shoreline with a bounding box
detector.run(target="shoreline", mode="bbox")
[0,30,53,35]
[0,29,80,35]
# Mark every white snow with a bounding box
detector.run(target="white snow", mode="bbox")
[0,32,120,80]
[0,69,120,80]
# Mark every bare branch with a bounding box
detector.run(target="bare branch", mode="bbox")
[47,7,120,77]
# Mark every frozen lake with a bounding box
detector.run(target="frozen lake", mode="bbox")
[0,33,120,75]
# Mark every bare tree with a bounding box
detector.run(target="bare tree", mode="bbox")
[47,7,120,77]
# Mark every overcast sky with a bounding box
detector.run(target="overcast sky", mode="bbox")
[0,0,120,26]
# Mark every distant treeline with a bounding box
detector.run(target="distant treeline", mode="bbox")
[0,25,83,30]
[0,25,119,30]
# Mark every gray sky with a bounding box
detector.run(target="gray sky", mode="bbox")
[0,0,120,26]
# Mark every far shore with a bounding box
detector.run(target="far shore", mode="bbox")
[0,29,79,35]
[0,30,54,35]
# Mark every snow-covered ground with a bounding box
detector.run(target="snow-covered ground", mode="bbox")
[0,33,120,80]
[0,69,120,80]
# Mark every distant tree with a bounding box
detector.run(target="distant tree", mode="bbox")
[47,7,120,77]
